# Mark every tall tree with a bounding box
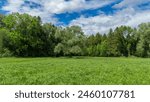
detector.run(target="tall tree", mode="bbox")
[54,26,85,56]
[107,26,134,57]
[136,23,150,57]
[3,13,50,56]
[0,28,10,54]
[42,23,57,56]
[0,14,5,28]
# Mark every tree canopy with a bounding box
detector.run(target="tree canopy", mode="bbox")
[0,13,150,57]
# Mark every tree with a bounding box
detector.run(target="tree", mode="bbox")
[3,13,51,56]
[0,12,150,58]
[107,26,134,57]
[85,33,103,56]
[0,14,5,28]
[54,26,85,56]
[0,28,13,57]
[0,29,4,51]
[136,23,150,57]
[126,28,137,56]
[0,15,6,52]
[99,40,108,56]
[0,28,9,51]
[42,23,57,56]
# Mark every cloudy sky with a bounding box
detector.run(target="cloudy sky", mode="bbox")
[0,0,150,34]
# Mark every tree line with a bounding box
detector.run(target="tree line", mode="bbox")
[0,13,150,57]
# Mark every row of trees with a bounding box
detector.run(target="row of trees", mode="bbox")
[0,13,150,57]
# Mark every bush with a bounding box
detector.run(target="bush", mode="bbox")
[0,48,13,57]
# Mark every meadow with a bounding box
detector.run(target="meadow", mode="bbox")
[0,57,150,85]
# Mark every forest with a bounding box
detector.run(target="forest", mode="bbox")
[0,13,150,57]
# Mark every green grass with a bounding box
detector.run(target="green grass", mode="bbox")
[0,57,150,85]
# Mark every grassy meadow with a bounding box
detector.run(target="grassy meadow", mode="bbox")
[0,57,150,85]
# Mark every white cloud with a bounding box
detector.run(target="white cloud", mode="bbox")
[2,0,24,12]
[2,0,114,24]
[113,0,150,8]
[43,0,114,14]
[70,7,150,34]
[2,0,58,23]
[2,0,150,34]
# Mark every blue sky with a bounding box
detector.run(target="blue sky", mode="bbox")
[0,0,150,34]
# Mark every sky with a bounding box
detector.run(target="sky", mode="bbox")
[0,0,150,34]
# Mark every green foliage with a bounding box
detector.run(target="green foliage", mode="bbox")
[0,48,12,57]
[54,43,64,55]
[136,23,150,57]
[0,31,2,51]
[54,26,85,56]
[86,33,104,56]
[0,14,5,28]
[0,28,12,57]
[107,26,132,56]
[0,13,149,57]
[98,40,108,56]
[2,13,57,57]
[0,28,10,52]
[42,23,58,56]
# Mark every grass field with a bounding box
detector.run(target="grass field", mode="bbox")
[0,57,150,85]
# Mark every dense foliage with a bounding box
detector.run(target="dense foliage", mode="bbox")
[0,13,150,57]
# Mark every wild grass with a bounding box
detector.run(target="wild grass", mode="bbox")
[0,57,150,85]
